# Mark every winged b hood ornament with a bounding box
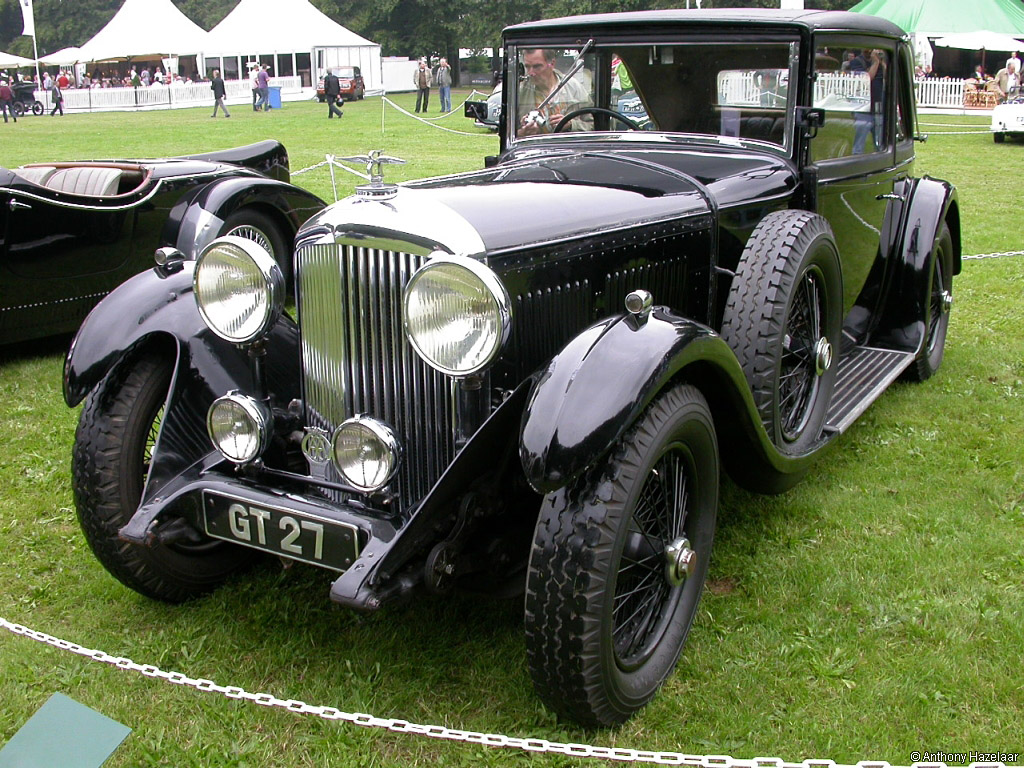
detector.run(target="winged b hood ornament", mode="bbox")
[338,150,406,200]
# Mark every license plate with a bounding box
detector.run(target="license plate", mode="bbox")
[202,492,359,572]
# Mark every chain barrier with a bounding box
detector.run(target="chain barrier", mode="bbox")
[963,250,1024,260]
[381,96,496,137]
[392,89,488,123]
[1,616,1013,768]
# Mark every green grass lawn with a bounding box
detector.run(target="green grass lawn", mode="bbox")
[1,98,1022,767]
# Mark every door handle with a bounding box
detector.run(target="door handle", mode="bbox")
[876,193,905,201]
[8,199,32,211]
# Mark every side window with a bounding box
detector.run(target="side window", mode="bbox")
[812,45,892,161]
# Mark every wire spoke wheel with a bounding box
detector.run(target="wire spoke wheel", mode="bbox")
[72,351,257,602]
[224,223,273,256]
[721,210,841,454]
[219,209,291,290]
[525,385,718,726]
[613,444,692,669]
[779,266,825,442]
[906,222,954,382]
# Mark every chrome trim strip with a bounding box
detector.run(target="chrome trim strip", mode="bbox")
[5,168,231,213]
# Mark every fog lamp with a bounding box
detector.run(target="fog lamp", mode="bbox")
[207,393,272,464]
[331,417,401,492]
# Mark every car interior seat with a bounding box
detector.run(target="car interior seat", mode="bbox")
[15,166,58,186]
[45,167,124,197]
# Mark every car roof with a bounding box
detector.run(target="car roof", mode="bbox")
[505,9,907,40]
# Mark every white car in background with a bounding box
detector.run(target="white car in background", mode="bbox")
[991,98,1024,142]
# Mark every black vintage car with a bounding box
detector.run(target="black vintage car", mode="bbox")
[1,140,324,346]
[65,10,959,726]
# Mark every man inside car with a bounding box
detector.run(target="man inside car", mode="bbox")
[517,48,592,136]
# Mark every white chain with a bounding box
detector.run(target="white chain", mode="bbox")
[1,617,1013,768]
[963,250,1024,260]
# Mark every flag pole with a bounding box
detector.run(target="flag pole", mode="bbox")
[32,33,41,90]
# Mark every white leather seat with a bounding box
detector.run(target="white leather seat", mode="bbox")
[15,166,58,185]
[45,167,123,197]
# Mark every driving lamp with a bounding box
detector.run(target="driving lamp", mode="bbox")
[331,417,401,492]
[194,235,284,344]
[403,254,511,376]
[207,393,272,464]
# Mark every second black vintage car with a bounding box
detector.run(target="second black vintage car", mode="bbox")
[1,140,324,346]
[65,10,959,726]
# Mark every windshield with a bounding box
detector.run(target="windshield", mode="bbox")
[510,41,798,150]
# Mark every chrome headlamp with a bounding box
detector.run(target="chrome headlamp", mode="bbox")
[207,393,273,464]
[403,253,511,376]
[331,417,401,492]
[194,235,284,344]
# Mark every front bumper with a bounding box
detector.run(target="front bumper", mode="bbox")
[120,466,401,611]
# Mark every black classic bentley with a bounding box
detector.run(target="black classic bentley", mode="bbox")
[64,10,959,726]
[1,140,324,346]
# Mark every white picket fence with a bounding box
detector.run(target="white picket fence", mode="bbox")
[914,77,968,109]
[29,76,304,113]
[21,74,979,114]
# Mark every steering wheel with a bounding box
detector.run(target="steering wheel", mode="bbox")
[554,107,643,133]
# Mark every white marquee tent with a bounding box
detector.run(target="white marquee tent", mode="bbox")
[201,0,381,90]
[0,50,36,69]
[75,0,208,63]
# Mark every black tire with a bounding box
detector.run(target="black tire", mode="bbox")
[994,131,1006,143]
[72,351,257,602]
[905,222,953,382]
[721,210,842,454]
[12,102,25,118]
[524,384,718,726]
[219,208,291,288]
[31,100,43,116]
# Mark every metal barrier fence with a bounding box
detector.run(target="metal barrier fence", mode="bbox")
[26,76,303,113]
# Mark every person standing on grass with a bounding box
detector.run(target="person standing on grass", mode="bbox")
[249,63,260,111]
[211,69,230,117]
[256,65,271,111]
[436,57,452,113]
[413,58,433,113]
[50,79,64,116]
[323,70,344,120]
[0,79,16,123]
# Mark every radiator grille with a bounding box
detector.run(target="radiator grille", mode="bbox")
[296,243,456,509]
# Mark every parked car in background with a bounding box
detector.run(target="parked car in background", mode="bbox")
[316,66,365,102]
[991,96,1024,142]
[465,82,502,130]
[67,10,960,727]
[1,141,324,346]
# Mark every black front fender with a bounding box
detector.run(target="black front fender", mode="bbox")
[64,262,301,503]
[169,177,325,260]
[519,308,821,496]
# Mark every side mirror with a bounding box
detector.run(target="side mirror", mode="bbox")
[465,101,488,121]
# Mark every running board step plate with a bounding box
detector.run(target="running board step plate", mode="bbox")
[825,346,915,434]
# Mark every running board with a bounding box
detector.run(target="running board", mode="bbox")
[825,346,915,434]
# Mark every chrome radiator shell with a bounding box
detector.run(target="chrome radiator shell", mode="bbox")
[296,241,456,508]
